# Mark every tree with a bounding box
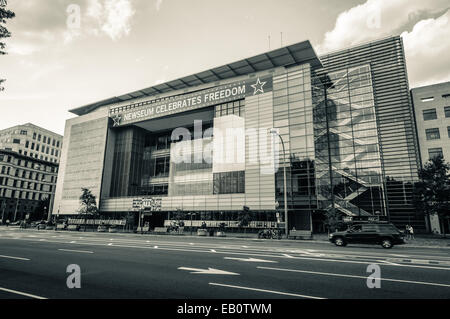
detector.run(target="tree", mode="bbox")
[78,188,98,231]
[413,155,450,235]
[0,1,16,91]
[238,206,252,228]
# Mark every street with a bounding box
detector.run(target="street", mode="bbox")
[0,227,449,299]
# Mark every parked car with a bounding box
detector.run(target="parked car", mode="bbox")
[97,224,108,232]
[329,222,405,249]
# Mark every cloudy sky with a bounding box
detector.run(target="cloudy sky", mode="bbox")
[0,0,449,135]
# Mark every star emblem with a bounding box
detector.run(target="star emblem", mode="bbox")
[112,114,122,126]
[251,78,266,95]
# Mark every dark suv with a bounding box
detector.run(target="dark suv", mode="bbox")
[329,223,405,249]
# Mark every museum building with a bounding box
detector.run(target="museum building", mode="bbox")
[52,36,425,233]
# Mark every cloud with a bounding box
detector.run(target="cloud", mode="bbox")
[318,0,449,53]
[318,0,450,87]
[402,10,450,87]
[87,0,135,41]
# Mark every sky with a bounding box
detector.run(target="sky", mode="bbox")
[0,0,449,135]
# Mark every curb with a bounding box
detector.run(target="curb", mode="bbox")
[2,227,450,249]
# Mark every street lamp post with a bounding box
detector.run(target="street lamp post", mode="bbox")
[269,129,288,239]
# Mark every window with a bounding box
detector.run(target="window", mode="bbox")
[32,132,36,139]
[447,126,450,138]
[43,136,46,143]
[442,93,450,99]
[425,128,440,140]
[12,139,20,144]
[428,147,443,159]
[423,109,437,121]
[20,130,27,135]
[38,134,41,141]
[25,141,29,148]
[445,106,450,118]
[421,97,434,102]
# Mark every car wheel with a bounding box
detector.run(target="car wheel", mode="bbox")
[334,237,347,247]
[381,238,393,249]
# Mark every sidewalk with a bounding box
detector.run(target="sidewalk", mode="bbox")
[2,225,449,248]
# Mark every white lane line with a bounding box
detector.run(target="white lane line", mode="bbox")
[210,249,216,253]
[3,236,450,271]
[257,266,450,288]
[0,287,47,299]
[283,254,294,258]
[224,257,277,263]
[0,254,30,261]
[209,282,325,299]
[58,249,93,254]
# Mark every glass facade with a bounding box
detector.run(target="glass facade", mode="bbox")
[272,64,316,231]
[319,36,423,230]
[312,65,385,218]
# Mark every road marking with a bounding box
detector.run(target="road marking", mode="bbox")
[0,287,47,299]
[209,282,325,299]
[178,267,239,275]
[257,266,450,288]
[378,260,401,266]
[70,241,76,243]
[154,246,158,249]
[210,249,216,253]
[58,249,93,254]
[224,257,277,263]
[3,236,450,271]
[0,254,30,261]
[283,254,294,258]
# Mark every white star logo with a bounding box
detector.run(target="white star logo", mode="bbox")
[251,78,266,95]
[112,114,122,126]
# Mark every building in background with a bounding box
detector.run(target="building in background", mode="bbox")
[411,81,450,234]
[411,81,450,164]
[52,35,425,233]
[0,123,62,223]
[0,123,63,164]
[0,150,59,223]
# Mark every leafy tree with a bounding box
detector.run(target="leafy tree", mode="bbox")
[238,206,252,228]
[78,188,98,231]
[0,1,16,91]
[413,155,450,235]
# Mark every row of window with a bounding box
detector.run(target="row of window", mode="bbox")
[425,127,450,140]
[31,132,61,147]
[0,177,52,192]
[0,156,58,173]
[0,187,50,201]
[420,94,450,102]
[24,140,59,156]
[17,150,58,163]
[214,99,245,118]
[423,106,450,120]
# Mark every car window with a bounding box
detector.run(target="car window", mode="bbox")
[349,225,362,232]
[361,225,377,232]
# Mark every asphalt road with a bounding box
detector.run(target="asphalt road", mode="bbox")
[0,227,449,299]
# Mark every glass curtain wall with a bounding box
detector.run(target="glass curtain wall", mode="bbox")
[312,65,385,218]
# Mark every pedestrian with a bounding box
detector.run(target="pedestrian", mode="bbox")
[6,219,9,227]
[409,225,415,240]
[405,225,410,240]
